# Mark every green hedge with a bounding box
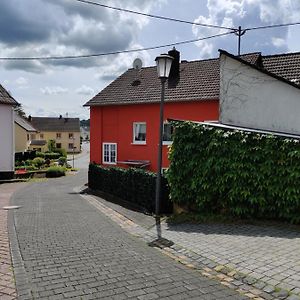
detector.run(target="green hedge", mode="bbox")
[46,166,66,178]
[88,164,172,214]
[167,121,300,223]
[36,152,61,159]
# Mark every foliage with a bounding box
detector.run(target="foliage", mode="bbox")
[36,151,45,158]
[88,164,172,214]
[55,148,67,157]
[80,119,90,127]
[36,152,61,160]
[58,156,67,166]
[47,139,56,152]
[15,104,26,118]
[46,166,66,178]
[167,121,300,224]
[32,157,45,168]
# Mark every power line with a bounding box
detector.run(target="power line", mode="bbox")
[245,21,300,31]
[0,31,234,61]
[72,0,235,31]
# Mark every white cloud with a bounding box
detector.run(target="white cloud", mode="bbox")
[272,37,286,48]
[40,86,69,95]
[16,76,28,85]
[75,85,94,95]
[192,0,300,57]
[0,1,166,73]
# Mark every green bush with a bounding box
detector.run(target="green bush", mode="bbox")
[55,148,67,157]
[45,152,61,159]
[58,156,67,166]
[36,152,45,158]
[25,159,33,166]
[88,164,172,214]
[167,121,300,223]
[32,157,45,168]
[46,166,66,178]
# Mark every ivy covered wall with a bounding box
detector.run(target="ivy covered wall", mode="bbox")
[167,121,300,223]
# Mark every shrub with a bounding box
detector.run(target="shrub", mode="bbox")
[58,156,67,166]
[168,121,300,224]
[88,164,172,214]
[55,148,67,157]
[32,157,45,168]
[44,152,61,160]
[25,159,33,166]
[46,166,66,178]
[36,152,45,158]
[44,159,51,166]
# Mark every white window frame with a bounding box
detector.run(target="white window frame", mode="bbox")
[133,122,146,145]
[102,143,117,165]
[162,122,174,145]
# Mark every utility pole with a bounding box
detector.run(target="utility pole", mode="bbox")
[235,26,246,56]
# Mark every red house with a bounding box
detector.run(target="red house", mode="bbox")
[84,49,260,172]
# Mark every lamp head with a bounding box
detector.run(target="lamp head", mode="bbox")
[155,54,174,79]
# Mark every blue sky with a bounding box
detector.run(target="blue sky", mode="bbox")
[0,0,300,119]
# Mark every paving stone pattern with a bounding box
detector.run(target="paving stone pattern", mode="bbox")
[147,222,300,297]
[10,173,246,300]
[0,183,22,300]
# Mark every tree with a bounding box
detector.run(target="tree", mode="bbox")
[15,104,26,118]
[47,139,56,152]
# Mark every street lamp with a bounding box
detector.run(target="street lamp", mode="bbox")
[155,54,173,217]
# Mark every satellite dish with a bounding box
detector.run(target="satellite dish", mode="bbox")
[133,58,143,70]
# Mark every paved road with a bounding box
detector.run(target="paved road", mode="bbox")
[10,170,246,298]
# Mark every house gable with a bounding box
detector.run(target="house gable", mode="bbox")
[219,50,300,136]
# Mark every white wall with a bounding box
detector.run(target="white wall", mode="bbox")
[220,54,300,136]
[0,105,14,172]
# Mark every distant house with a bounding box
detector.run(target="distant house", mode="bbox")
[0,84,19,179]
[15,114,38,152]
[84,48,261,172]
[219,50,300,136]
[29,116,81,153]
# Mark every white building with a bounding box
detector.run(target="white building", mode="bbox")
[219,50,300,136]
[0,84,19,180]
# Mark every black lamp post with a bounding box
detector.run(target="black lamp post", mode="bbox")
[155,54,173,217]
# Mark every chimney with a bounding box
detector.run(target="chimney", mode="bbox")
[28,115,32,122]
[168,47,180,79]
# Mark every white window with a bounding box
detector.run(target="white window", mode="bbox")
[163,123,174,145]
[103,143,117,164]
[133,122,146,144]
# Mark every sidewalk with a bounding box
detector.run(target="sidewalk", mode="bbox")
[0,183,25,300]
[81,189,300,300]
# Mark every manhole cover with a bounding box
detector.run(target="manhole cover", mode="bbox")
[2,206,21,210]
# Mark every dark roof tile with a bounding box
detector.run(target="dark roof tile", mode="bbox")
[0,84,19,106]
[85,51,300,107]
[30,117,80,132]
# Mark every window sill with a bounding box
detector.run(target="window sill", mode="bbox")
[131,142,147,145]
[163,141,173,146]
[102,162,117,165]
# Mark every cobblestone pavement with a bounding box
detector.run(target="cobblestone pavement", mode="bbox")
[83,190,300,300]
[10,172,247,300]
[0,183,25,300]
[157,223,300,294]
